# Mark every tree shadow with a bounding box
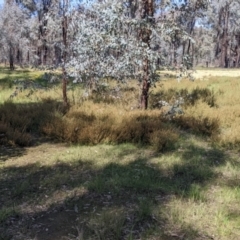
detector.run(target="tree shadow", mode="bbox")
[0,66,31,75]
[0,66,63,98]
[0,142,232,240]
[0,145,26,162]
[0,67,32,85]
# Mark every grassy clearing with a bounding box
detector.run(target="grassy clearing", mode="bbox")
[1,66,240,239]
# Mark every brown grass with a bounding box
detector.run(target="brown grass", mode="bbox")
[0,100,64,146]
[42,103,179,151]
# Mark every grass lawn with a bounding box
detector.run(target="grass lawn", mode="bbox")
[0,66,240,239]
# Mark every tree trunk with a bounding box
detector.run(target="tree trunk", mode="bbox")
[182,42,186,60]
[128,0,137,18]
[16,48,23,67]
[62,65,68,106]
[186,19,195,69]
[62,0,68,107]
[192,42,195,68]
[141,62,150,109]
[220,4,229,68]
[27,51,30,63]
[37,47,42,66]
[9,45,14,71]
[236,50,240,68]
[43,44,48,65]
[139,0,153,109]
[234,34,240,68]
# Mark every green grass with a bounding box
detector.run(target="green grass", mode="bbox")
[0,65,60,103]
[1,66,240,239]
[1,139,240,239]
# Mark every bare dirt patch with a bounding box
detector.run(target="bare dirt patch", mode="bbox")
[161,69,240,80]
[192,69,240,79]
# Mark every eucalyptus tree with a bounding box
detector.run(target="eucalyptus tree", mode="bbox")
[13,0,63,67]
[223,0,240,67]
[68,0,211,109]
[176,0,209,68]
[206,0,240,67]
[69,0,165,109]
[0,0,54,68]
[26,0,55,66]
[157,0,210,68]
[193,27,215,67]
[0,1,30,69]
[44,0,79,105]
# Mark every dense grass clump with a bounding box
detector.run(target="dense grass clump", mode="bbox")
[0,95,179,151]
[173,115,220,137]
[0,100,64,146]
[151,74,240,149]
[42,104,179,151]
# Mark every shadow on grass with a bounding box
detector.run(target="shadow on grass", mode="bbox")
[0,66,31,75]
[0,143,231,240]
[0,67,32,84]
[0,146,26,162]
[0,66,61,92]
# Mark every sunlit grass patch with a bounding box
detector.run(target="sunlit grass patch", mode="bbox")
[0,66,42,85]
[0,66,61,104]
[158,193,239,240]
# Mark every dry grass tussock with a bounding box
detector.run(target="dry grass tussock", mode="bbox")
[42,103,179,151]
[0,96,180,151]
[0,100,65,146]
